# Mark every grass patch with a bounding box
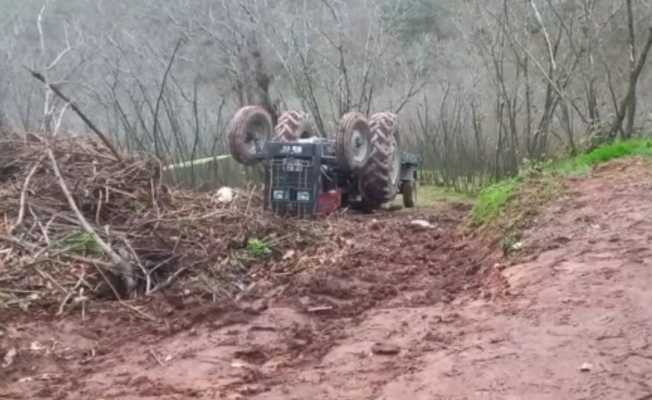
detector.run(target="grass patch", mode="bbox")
[553,139,652,176]
[417,185,475,207]
[473,138,652,227]
[389,184,475,210]
[471,169,564,254]
[471,178,519,225]
[470,138,652,251]
[57,231,103,256]
[246,238,273,258]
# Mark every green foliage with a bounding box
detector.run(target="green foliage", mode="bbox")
[471,178,519,225]
[472,138,652,228]
[246,238,272,258]
[553,139,652,176]
[58,231,103,256]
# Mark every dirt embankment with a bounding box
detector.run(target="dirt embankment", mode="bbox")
[2,157,652,400]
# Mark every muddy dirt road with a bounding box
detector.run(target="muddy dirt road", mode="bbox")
[2,158,652,399]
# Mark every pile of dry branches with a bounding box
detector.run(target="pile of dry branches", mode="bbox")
[0,133,323,316]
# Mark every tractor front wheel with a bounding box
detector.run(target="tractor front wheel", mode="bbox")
[227,106,273,165]
[336,112,371,173]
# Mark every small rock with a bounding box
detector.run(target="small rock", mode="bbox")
[214,187,235,204]
[369,219,382,230]
[2,347,17,368]
[231,360,256,369]
[30,341,45,352]
[239,384,267,396]
[493,263,506,271]
[249,325,276,332]
[554,236,572,244]
[410,219,434,229]
[371,342,401,356]
[307,305,334,313]
[248,299,268,313]
[579,362,593,372]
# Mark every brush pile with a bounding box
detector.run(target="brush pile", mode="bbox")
[0,133,324,314]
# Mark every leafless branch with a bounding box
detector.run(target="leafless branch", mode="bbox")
[26,67,123,162]
[47,147,131,282]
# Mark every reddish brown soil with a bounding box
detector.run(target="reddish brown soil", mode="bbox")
[2,158,652,400]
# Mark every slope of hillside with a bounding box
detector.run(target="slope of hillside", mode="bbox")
[375,157,652,400]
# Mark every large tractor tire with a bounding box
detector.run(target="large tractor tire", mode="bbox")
[227,106,273,165]
[370,112,400,144]
[359,112,400,208]
[274,111,316,141]
[336,112,371,172]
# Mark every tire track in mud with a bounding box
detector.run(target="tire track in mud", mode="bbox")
[283,211,499,316]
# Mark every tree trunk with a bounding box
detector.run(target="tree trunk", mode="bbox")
[610,28,652,139]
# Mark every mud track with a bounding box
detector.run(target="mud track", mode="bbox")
[2,158,652,399]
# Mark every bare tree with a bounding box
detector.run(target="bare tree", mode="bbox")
[1,0,651,189]
[609,0,652,139]
[35,0,73,135]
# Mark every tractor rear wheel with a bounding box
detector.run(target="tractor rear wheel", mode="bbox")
[228,106,273,165]
[336,112,371,172]
[274,111,316,141]
[359,112,400,208]
[369,112,399,143]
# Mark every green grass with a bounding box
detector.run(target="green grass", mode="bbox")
[246,238,273,258]
[471,178,520,225]
[417,185,475,207]
[472,138,652,228]
[57,231,104,256]
[389,184,475,210]
[553,139,652,176]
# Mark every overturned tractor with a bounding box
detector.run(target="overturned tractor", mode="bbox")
[227,106,420,217]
